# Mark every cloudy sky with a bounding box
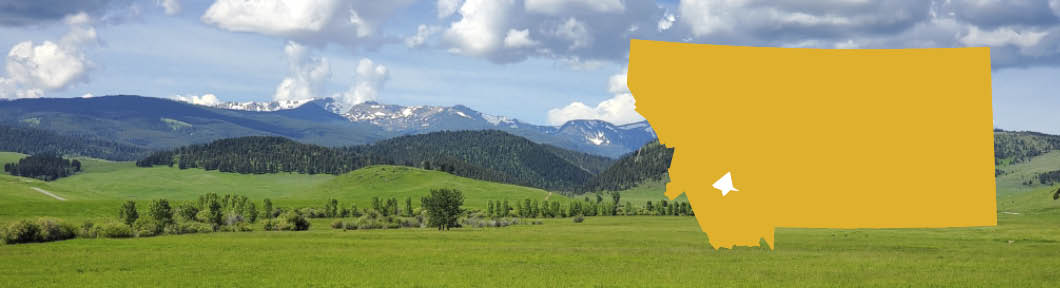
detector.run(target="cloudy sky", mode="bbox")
[0,0,1059,131]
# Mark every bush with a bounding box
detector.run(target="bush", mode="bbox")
[343,221,358,230]
[573,215,585,223]
[99,222,134,238]
[36,218,76,242]
[264,212,310,231]
[218,223,253,232]
[170,222,215,234]
[3,220,41,244]
[133,218,163,237]
[79,221,98,238]
[330,219,344,229]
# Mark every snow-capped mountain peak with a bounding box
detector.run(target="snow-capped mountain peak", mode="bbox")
[178,96,657,157]
[191,97,346,114]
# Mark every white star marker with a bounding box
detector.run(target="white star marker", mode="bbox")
[712,171,738,196]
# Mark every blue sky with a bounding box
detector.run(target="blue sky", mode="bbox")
[1,0,1059,132]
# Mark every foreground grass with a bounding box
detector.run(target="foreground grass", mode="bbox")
[0,215,1057,287]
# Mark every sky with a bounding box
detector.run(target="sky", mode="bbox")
[0,0,1059,131]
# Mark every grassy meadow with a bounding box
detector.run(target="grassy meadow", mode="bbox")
[0,152,1058,286]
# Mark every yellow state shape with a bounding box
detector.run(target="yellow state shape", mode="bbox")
[627,40,996,250]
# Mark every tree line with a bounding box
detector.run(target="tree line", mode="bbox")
[4,153,81,181]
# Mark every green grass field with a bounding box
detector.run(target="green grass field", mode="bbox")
[1,152,1058,287]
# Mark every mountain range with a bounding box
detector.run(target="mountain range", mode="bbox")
[0,95,655,158]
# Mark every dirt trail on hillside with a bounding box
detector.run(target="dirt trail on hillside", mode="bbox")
[30,187,66,201]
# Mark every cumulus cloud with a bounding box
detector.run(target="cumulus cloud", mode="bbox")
[172,93,222,106]
[438,0,463,19]
[657,12,675,31]
[201,0,416,49]
[504,28,539,48]
[335,58,389,106]
[273,41,331,102]
[548,69,643,125]
[435,0,667,64]
[156,0,181,15]
[405,24,441,48]
[0,12,97,99]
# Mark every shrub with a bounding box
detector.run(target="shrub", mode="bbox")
[133,218,163,237]
[355,217,382,230]
[3,220,41,244]
[99,222,134,238]
[573,215,585,223]
[284,212,311,231]
[265,212,310,231]
[218,223,253,232]
[343,221,358,230]
[36,218,76,242]
[330,219,344,229]
[223,212,245,226]
[195,210,212,223]
[79,221,98,238]
[169,222,214,234]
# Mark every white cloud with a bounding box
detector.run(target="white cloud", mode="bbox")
[201,0,415,48]
[443,0,515,57]
[0,12,96,99]
[273,41,331,102]
[438,0,463,19]
[172,93,222,106]
[335,58,389,106]
[547,69,643,125]
[657,12,675,31]
[525,0,625,15]
[405,24,441,48]
[607,70,628,94]
[960,26,1048,48]
[555,18,591,50]
[438,0,661,64]
[157,0,182,15]
[504,29,539,48]
[548,93,643,125]
[202,0,339,35]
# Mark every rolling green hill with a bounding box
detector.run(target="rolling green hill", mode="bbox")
[141,131,613,192]
[0,152,566,222]
[311,165,564,209]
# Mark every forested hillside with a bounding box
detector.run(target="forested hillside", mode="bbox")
[353,130,605,191]
[136,136,386,174]
[994,130,1060,165]
[137,130,615,192]
[0,124,147,161]
[578,140,673,192]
